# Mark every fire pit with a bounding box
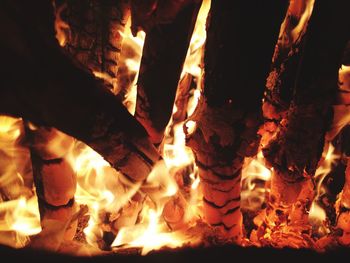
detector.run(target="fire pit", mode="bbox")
[0,0,350,257]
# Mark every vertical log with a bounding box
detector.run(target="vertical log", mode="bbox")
[134,1,202,144]
[261,0,314,147]
[263,0,350,228]
[259,0,315,233]
[186,0,288,241]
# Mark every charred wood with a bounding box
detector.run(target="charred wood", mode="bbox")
[186,0,288,241]
[261,0,314,147]
[134,1,201,144]
[0,1,160,185]
[263,0,350,184]
[56,0,130,92]
[262,0,350,229]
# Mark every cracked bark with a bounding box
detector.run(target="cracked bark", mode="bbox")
[56,0,130,92]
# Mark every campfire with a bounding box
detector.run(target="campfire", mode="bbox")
[0,0,350,257]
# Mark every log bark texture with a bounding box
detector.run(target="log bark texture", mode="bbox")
[186,0,288,241]
[0,1,160,185]
[56,0,130,92]
[134,1,202,144]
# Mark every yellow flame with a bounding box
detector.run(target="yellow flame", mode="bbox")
[314,143,340,198]
[241,151,272,212]
[53,2,70,47]
[119,19,146,115]
[290,0,315,42]
[0,0,209,254]
[0,116,41,248]
[112,206,195,256]
[69,141,141,247]
[308,143,339,228]
[111,0,210,252]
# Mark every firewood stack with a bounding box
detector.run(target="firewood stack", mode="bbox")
[262,0,350,236]
[186,0,288,241]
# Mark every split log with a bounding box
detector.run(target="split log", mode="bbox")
[55,0,130,93]
[134,0,202,144]
[186,0,288,241]
[263,0,350,226]
[0,1,160,185]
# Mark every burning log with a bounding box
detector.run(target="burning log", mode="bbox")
[260,0,314,147]
[134,0,202,144]
[263,0,350,230]
[55,0,130,92]
[24,125,77,241]
[0,1,161,185]
[186,0,288,241]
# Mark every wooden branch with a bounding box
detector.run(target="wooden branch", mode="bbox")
[134,1,202,144]
[0,1,160,183]
[186,0,288,241]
